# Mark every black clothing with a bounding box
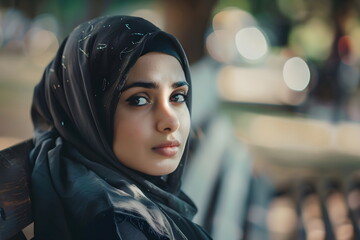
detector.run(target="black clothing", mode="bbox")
[30,15,211,239]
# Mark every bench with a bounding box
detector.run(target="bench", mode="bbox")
[0,140,33,240]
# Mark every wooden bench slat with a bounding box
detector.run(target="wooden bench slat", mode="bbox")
[0,139,33,240]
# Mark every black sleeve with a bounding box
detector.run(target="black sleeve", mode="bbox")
[84,210,148,240]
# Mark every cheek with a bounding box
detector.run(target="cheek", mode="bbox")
[115,117,150,144]
[113,116,150,165]
[180,108,191,137]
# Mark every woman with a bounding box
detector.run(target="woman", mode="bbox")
[30,15,212,239]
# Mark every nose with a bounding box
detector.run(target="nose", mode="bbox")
[156,101,180,133]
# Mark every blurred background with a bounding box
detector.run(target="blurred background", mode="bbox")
[1,0,360,239]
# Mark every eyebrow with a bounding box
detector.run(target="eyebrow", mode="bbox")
[121,81,189,92]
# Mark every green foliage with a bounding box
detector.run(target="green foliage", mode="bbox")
[215,0,250,12]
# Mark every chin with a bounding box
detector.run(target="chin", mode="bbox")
[146,162,179,176]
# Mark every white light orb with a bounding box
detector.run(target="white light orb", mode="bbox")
[235,27,268,61]
[283,57,311,91]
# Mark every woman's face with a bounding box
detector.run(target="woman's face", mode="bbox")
[113,52,191,176]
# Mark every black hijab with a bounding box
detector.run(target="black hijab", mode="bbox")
[30,15,210,239]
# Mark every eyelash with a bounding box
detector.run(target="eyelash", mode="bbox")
[126,92,188,107]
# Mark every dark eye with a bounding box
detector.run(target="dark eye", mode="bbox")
[126,96,150,106]
[171,93,187,103]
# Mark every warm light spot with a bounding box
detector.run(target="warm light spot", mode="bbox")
[248,115,333,150]
[213,7,257,32]
[283,57,310,91]
[209,8,258,63]
[131,9,163,29]
[235,27,268,61]
[217,64,308,105]
[267,197,297,236]
[217,66,283,104]
[307,228,326,240]
[206,30,238,63]
[335,222,354,240]
[23,28,59,57]
[22,27,59,68]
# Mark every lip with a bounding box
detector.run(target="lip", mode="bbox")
[152,141,180,157]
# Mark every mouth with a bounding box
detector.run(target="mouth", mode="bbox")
[152,141,180,157]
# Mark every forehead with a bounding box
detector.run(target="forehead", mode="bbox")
[126,52,186,84]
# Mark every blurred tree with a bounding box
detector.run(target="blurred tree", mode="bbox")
[0,0,45,18]
[85,0,113,19]
[312,0,356,121]
[160,0,219,64]
[248,0,292,47]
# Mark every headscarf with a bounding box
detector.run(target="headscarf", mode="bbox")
[30,15,210,239]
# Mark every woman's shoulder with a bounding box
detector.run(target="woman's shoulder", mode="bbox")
[84,209,168,240]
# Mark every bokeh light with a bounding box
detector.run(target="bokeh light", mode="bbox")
[1,8,27,49]
[212,7,257,32]
[302,194,326,240]
[131,8,163,29]
[208,7,259,64]
[217,65,283,104]
[206,30,238,63]
[23,27,59,66]
[267,197,297,239]
[235,27,268,61]
[32,13,60,36]
[24,28,58,55]
[282,57,310,91]
[289,18,333,61]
